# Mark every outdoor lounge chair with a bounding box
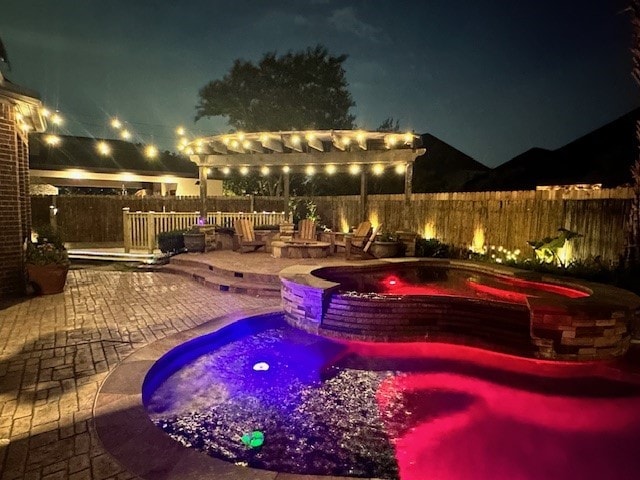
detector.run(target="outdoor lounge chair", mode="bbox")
[234,218,266,253]
[334,220,371,252]
[346,223,382,260]
[295,219,318,242]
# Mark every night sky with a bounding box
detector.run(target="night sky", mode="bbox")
[1,0,637,168]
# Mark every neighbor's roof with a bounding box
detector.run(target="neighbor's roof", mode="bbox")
[29,134,197,177]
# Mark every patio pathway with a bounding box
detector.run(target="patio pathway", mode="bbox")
[0,264,281,480]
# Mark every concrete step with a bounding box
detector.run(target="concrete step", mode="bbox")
[69,250,167,264]
[161,263,281,297]
[168,255,281,284]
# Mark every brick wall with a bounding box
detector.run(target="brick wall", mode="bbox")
[0,99,31,299]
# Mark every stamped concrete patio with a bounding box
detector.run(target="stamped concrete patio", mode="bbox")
[0,261,284,480]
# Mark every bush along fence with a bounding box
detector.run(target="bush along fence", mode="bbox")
[32,187,635,262]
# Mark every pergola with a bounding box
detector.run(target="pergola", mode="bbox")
[187,130,426,226]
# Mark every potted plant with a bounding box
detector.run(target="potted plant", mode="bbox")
[25,226,70,295]
[370,231,401,258]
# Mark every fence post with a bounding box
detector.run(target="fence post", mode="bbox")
[147,211,155,253]
[123,207,131,253]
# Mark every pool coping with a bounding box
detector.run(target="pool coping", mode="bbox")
[93,306,383,480]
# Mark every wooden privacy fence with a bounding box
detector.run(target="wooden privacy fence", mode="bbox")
[311,187,636,264]
[122,208,288,252]
[31,187,637,262]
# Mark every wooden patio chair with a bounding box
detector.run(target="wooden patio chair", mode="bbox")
[334,220,371,252]
[234,218,266,253]
[346,223,382,260]
[295,219,318,242]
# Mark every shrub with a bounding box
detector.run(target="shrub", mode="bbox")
[26,225,69,266]
[415,238,450,258]
[157,230,186,253]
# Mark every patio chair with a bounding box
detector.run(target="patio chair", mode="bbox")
[295,219,318,242]
[234,218,266,253]
[334,220,371,252]
[346,223,382,260]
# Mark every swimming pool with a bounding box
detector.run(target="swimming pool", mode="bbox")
[142,312,640,479]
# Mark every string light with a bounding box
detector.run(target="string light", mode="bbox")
[305,165,316,176]
[145,145,158,159]
[325,164,337,175]
[222,167,230,175]
[50,113,63,125]
[282,165,290,173]
[176,126,185,136]
[349,164,361,175]
[96,141,111,156]
[44,134,61,146]
[240,166,249,176]
[120,129,131,140]
[395,164,405,175]
[260,166,270,176]
[372,164,384,176]
[110,118,122,129]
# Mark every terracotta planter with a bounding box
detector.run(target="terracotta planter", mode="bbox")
[27,264,69,295]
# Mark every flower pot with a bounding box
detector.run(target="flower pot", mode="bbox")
[183,233,206,252]
[370,241,399,259]
[27,264,69,295]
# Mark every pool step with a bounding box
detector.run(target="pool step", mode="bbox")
[161,262,281,297]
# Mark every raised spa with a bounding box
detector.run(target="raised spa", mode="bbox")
[279,259,640,360]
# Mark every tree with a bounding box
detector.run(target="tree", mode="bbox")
[376,117,401,132]
[195,45,355,131]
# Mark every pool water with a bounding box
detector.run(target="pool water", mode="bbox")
[316,265,589,304]
[144,314,640,479]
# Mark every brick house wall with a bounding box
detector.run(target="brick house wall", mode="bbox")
[0,99,31,298]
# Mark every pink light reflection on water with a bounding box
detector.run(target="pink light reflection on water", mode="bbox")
[379,273,590,303]
[342,340,640,480]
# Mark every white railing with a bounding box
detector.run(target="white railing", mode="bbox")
[122,208,289,252]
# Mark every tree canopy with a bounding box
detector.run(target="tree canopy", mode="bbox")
[195,45,355,131]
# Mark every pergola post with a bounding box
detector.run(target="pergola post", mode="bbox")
[283,170,291,221]
[404,161,414,229]
[360,168,368,222]
[198,166,208,224]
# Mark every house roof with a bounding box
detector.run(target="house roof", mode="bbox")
[0,72,46,132]
[29,134,198,177]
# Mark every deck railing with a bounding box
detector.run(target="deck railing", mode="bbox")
[122,208,288,252]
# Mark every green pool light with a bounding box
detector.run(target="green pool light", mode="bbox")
[241,430,264,448]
